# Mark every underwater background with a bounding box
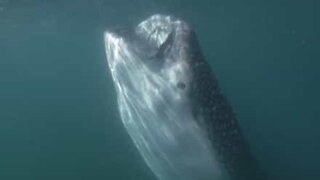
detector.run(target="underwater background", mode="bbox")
[0,0,319,180]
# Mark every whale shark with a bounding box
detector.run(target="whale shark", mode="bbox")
[104,14,266,180]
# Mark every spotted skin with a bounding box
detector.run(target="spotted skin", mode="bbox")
[184,30,267,180]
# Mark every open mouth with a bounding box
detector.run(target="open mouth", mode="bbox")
[105,17,176,60]
[104,14,193,66]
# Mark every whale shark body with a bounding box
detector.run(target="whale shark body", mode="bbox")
[104,15,265,180]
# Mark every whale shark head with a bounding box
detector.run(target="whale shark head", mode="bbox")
[104,14,270,180]
[104,15,230,180]
[105,15,202,106]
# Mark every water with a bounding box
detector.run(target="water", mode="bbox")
[0,0,319,180]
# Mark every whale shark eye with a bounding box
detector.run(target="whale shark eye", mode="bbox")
[177,82,186,89]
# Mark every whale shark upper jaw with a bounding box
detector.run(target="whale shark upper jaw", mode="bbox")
[135,14,193,52]
[135,15,176,49]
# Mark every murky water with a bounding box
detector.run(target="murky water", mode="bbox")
[0,0,319,180]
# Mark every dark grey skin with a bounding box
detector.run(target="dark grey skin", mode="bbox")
[185,30,267,180]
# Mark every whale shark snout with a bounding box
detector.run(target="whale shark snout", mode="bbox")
[104,14,266,180]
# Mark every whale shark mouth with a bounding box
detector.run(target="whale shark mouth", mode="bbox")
[105,15,195,66]
[104,15,231,180]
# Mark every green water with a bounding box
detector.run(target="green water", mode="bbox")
[0,0,319,180]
